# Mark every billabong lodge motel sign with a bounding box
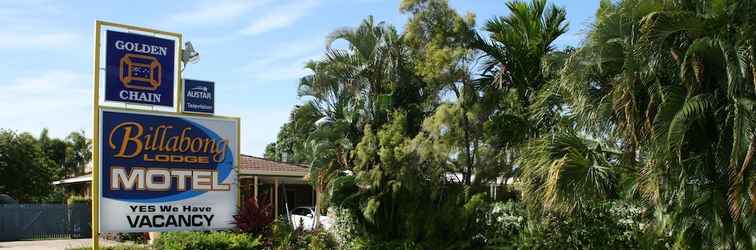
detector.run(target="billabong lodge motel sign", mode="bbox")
[92,21,238,248]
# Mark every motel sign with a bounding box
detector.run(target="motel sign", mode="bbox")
[92,21,238,248]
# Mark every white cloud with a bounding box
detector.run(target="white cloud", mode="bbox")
[0,70,92,139]
[240,0,320,36]
[165,0,272,26]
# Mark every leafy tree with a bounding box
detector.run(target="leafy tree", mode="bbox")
[559,0,756,248]
[64,130,92,177]
[0,129,91,203]
[0,130,57,202]
[266,0,756,248]
[265,103,321,163]
[517,128,621,214]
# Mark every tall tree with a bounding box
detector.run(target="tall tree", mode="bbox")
[64,131,91,177]
[0,130,57,202]
[559,0,755,248]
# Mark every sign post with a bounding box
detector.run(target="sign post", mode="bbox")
[92,20,236,249]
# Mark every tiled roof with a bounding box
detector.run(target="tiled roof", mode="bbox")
[239,155,309,174]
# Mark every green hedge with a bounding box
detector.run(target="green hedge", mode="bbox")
[152,231,261,250]
[66,195,90,205]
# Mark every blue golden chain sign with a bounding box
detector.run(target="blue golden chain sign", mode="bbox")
[105,30,176,107]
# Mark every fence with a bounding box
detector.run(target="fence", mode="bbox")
[0,203,91,241]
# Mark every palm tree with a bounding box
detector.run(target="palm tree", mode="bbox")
[517,128,620,214]
[296,17,404,228]
[559,0,755,248]
[325,15,400,129]
[305,123,351,229]
[474,0,567,110]
[639,1,755,247]
[472,0,569,189]
[298,60,356,229]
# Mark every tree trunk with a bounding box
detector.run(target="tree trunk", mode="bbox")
[313,181,322,229]
[731,135,756,218]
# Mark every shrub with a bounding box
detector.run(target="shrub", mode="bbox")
[116,232,149,244]
[234,196,274,235]
[516,201,647,249]
[270,218,303,249]
[67,195,90,205]
[328,207,362,249]
[38,188,66,203]
[304,230,337,250]
[270,218,337,250]
[152,231,261,250]
[480,201,527,247]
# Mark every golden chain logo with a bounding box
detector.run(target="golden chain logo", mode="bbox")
[119,53,162,91]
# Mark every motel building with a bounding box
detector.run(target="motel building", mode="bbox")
[53,155,315,219]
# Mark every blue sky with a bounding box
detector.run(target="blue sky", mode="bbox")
[0,0,598,156]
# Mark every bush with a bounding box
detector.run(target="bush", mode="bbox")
[38,188,66,203]
[152,231,261,250]
[516,201,647,249]
[67,195,90,205]
[328,207,362,249]
[270,218,336,250]
[270,218,304,249]
[234,196,274,235]
[480,201,527,247]
[116,233,148,244]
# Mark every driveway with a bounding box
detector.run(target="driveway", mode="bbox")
[0,238,135,250]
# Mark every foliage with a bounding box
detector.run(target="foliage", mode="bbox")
[516,202,651,250]
[558,0,756,247]
[270,218,336,250]
[234,196,274,235]
[0,130,57,202]
[114,232,148,244]
[267,0,756,248]
[479,201,527,247]
[0,129,91,203]
[66,195,90,205]
[152,231,261,250]
[327,207,362,249]
[264,103,321,163]
[517,128,621,214]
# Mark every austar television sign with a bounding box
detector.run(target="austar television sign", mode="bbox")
[183,79,214,114]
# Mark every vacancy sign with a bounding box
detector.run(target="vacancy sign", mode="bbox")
[105,30,178,107]
[98,108,238,232]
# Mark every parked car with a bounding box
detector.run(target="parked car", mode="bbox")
[289,206,333,230]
